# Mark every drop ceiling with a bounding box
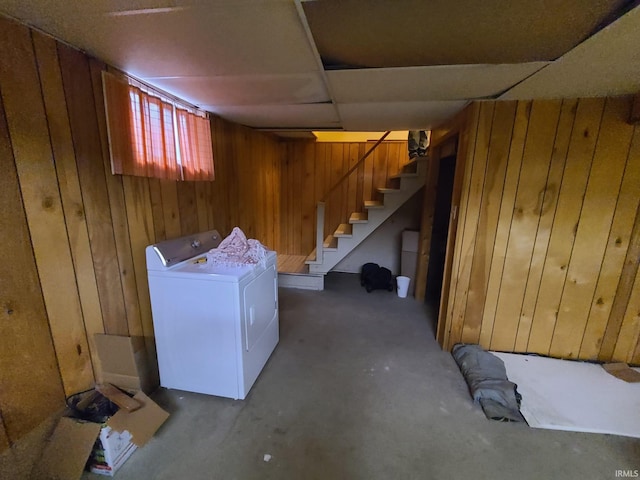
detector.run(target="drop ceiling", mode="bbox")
[0,0,638,133]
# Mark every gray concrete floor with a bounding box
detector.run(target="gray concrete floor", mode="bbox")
[88,273,639,480]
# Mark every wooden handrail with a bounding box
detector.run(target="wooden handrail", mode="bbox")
[320,130,391,202]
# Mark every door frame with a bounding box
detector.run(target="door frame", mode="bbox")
[414,106,475,349]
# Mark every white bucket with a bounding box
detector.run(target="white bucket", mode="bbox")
[396,276,410,298]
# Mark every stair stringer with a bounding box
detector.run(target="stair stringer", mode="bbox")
[309,159,427,274]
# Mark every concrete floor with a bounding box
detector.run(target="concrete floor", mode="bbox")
[87,273,640,480]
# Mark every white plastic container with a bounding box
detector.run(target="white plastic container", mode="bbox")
[396,276,410,298]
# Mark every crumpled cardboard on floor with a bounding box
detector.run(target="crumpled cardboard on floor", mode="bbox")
[602,362,640,383]
[29,334,169,479]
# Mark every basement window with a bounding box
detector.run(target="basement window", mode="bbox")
[102,71,214,181]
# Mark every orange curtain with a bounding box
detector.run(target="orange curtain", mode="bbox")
[129,87,179,180]
[176,109,215,181]
[103,71,136,175]
[103,71,179,180]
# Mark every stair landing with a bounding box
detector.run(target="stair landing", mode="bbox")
[277,254,324,290]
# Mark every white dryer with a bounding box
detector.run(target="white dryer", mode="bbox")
[146,230,279,400]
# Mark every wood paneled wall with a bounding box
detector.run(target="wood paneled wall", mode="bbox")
[442,98,640,364]
[280,140,408,256]
[0,16,282,449]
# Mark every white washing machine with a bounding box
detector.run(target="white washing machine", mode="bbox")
[146,230,279,400]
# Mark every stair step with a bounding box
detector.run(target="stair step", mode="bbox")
[323,235,338,250]
[334,223,353,237]
[401,155,428,170]
[349,212,368,224]
[364,200,384,209]
[278,271,324,290]
[390,172,419,180]
[305,248,322,265]
[277,254,309,274]
[378,187,400,194]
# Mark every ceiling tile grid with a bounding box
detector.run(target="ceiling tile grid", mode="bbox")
[0,0,638,131]
[337,101,469,131]
[501,5,640,99]
[143,73,330,107]
[327,63,550,103]
[204,103,340,129]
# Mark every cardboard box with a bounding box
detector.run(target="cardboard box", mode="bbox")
[89,425,136,476]
[87,391,169,476]
[32,390,168,479]
[602,362,640,383]
[94,334,154,394]
[30,334,169,479]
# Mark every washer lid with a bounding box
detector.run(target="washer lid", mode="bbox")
[147,230,222,269]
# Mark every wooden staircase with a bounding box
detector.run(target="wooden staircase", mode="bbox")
[278,149,428,290]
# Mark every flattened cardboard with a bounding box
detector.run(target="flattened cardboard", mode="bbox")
[30,385,168,478]
[106,392,169,447]
[602,362,640,383]
[31,417,101,480]
[96,383,142,412]
[94,334,153,393]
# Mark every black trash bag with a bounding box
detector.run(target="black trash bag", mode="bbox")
[66,389,119,424]
[360,263,394,293]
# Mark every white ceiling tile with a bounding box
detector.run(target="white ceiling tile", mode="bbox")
[501,6,640,99]
[206,104,340,129]
[144,74,329,107]
[0,1,319,77]
[3,0,640,132]
[328,63,549,102]
[337,101,468,131]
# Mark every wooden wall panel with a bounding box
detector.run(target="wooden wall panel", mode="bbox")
[461,101,516,344]
[322,144,334,239]
[436,107,476,346]
[302,142,317,253]
[478,101,530,347]
[31,32,105,373]
[0,19,93,395]
[442,96,640,363]
[122,176,160,386]
[514,99,576,351]
[195,182,209,233]
[443,104,481,348]
[582,124,640,359]
[549,98,633,359]
[148,179,167,241]
[363,143,375,206]
[527,98,605,354]
[449,102,494,346]
[58,43,129,337]
[90,60,144,339]
[612,265,640,363]
[159,180,182,239]
[279,139,409,256]
[347,143,359,216]
[207,118,281,248]
[177,182,199,235]
[0,15,284,448]
[0,83,65,446]
[490,100,562,351]
[603,202,640,361]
